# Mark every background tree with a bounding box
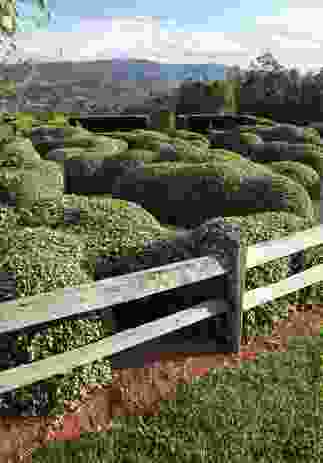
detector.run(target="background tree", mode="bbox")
[236,51,296,120]
[0,0,54,114]
[0,1,52,37]
[1,0,52,64]
[251,50,286,74]
[175,79,230,115]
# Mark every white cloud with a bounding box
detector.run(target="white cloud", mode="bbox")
[255,7,323,36]
[4,9,323,75]
[271,34,322,50]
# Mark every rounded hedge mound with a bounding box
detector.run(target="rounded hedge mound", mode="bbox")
[168,129,210,146]
[43,146,86,163]
[268,160,321,198]
[0,137,42,169]
[0,159,64,210]
[169,137,211,163]
[239,132,264,145]
[251,123,320,144]
[0,224,114,417]
[128,129,172,143]
[100,131,147,149]
[110,148,160,163]
[206,149,245,162]
[249,142,323,177]
[230,174,314,221]
[308,121,323,137]
[0,122,15,144]
[111,160,313,226]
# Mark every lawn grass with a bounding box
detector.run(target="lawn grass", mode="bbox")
[31,334,322,462]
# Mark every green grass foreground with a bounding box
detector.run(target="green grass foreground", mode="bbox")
[31,334,322,462]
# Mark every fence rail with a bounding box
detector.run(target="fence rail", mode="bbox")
[0,219,322,395]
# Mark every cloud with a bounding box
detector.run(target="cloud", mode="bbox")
[271,34,321,50]
[255,7,323,38]
[5,10,323,75]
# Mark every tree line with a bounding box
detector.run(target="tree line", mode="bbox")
[174,51,323,124]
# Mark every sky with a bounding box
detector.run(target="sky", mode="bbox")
[3,0,323,76]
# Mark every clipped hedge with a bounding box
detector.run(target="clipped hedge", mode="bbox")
[111,161,314,227]
[268,160,321,199]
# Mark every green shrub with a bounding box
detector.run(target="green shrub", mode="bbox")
[239,132,263,145]
[149,110,176,132]
[255,116,277,126]
[129,129,172,143]
[268,160,321,198]
[101,131,141,148]
[168,129,210,146]
[110,148,160,163]
[0,137,42,168]
[303,127,321,144]
[207,149,244,162]
[0,122,15,144]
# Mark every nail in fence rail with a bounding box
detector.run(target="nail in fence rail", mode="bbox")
[0,220,322,398]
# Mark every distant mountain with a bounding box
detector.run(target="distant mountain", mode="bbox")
[0,58,227,84]
[108,59,227,82]
[0,58,228,114]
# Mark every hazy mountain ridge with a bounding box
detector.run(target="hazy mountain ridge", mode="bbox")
[0,58,228,114]
[0,58,227,83]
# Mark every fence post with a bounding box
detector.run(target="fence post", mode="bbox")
[191,218,247,353]
[221,223,247,353]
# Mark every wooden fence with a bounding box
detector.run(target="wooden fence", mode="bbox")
[0,219,322,396]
